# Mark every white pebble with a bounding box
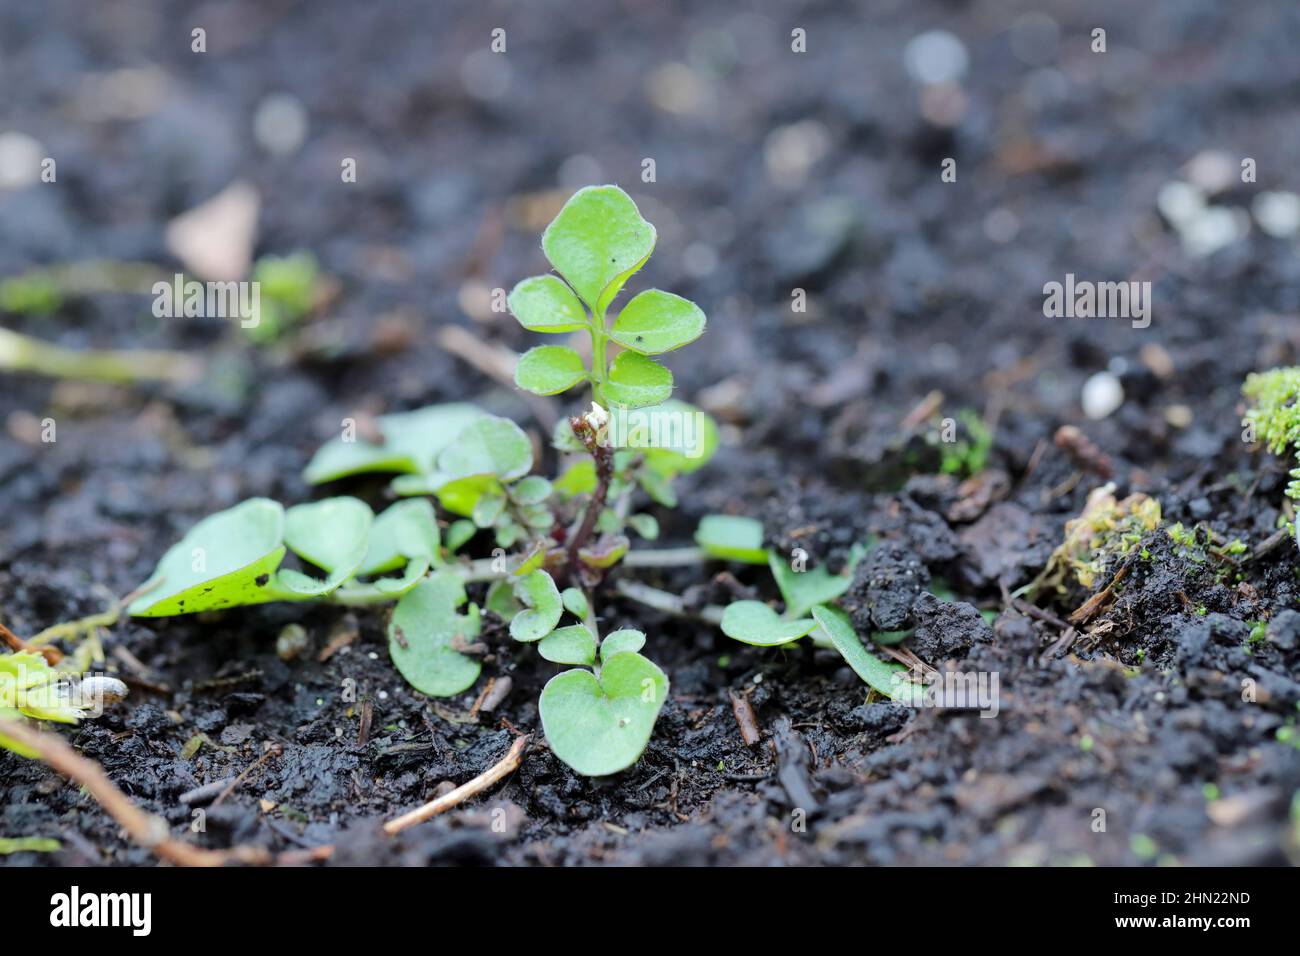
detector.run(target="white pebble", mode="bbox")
[904,31,969,86]
[253,93,308,157]
[1184,150,1236,195]
[0,132,43,189]
[1156,181,1204,227]
[1181,206,1248,258]
[1252,191,1300,238]
[1082,371,1124,420]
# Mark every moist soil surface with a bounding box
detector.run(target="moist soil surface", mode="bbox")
[3,0,1300,866]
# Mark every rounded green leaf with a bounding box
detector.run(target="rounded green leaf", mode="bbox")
[636,401,719,476]
[271,497,373,599]
[768,552,852,620]
[128,498,287,617]
[359,499,439,577]
[627,513,659,540]
[605,351,672,409]
[600,629,646,662]
[610,290,706,354]
[509,476,552,505]
[515,345,588,396]
[507,275,590,332]
[436,416,533,482]
[283,497,373,574]
[721,601,817,646]
[509,570,563,642]
[485,578,522,619]
[538,625,597,666]
[303,403,486,484]
[471,489,507,529]
[539,651,669,776]
[542,185,657,313]
[561,587,589,619]
[695,515,768,564]
[554,459,596,497]
[389,572,483,698]
[810,605,920,703]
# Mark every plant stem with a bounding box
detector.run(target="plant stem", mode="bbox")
[0,328,200,385]
[614,578,725,626]
[623,547,707,567]
[589,307,608,408]
[565,415,614,575]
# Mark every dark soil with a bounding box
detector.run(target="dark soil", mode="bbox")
[3,0,1300,866]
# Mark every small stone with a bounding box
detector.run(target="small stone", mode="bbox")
[1081,371,1124,420]
[0,131,44,189]
[253,93,308,157]
[904,30,969,86]
[1252,191,1300,239]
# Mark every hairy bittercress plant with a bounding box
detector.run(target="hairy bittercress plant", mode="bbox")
[125,186,715,778]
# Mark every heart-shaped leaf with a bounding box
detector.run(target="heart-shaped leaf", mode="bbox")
[810,605,920,703]
[507,275,590,332]
[768,552,852,619]
[610,290,706,354]
[721,601,817,646]
[600,629,646,662]
[604,351,672,408]
[436,416,533,483]
[509,570,563,642]
[271,497,373,598]
[389,572,483,698]
[695,515,768,564]
[539,651,668,776]
[516,345,588,396]
[128,498,287,616]
[538,625,597,666]
[541,185,656,314]
[303,403,486,484]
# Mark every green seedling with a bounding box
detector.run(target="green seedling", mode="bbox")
[509,185,704,412]
[693,515,917,699]
[92,186,720,779]
[938,409,993,477]
[494,186,712,774]
[246,252,322,344]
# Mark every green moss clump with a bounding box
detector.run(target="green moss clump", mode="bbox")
[1244,366,1300,504]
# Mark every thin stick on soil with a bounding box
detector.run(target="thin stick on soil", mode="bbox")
[212,743,283,808]
[0,717,316,866]
[383,734,530,836]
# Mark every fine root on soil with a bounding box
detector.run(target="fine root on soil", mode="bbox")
[382,733,530,836]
